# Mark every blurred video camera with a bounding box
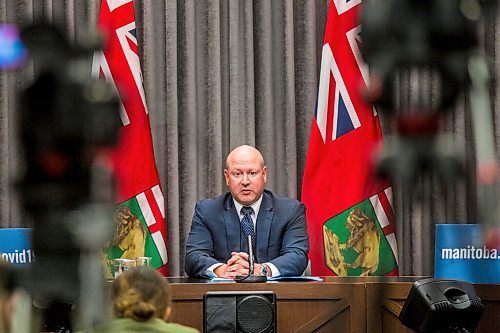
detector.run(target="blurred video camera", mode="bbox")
[17,22,120,303]
[0,22,121,332]
[18,23,120,214]
[360,0,496,187]
[361,0,483,112]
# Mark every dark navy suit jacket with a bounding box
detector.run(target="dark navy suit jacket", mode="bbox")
[185,190,309,278]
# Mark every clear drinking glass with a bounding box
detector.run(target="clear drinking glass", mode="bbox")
[112,258,136,278]
[112,258,125,278]
[121,258,136,271]
[135,256,152,267]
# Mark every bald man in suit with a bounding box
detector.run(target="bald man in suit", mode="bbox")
[185,145,309,278]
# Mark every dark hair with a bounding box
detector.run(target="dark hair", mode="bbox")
[112,267,170,322]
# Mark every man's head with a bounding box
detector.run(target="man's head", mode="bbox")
[224,145,267,206]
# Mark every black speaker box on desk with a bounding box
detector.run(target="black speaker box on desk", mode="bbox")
[204,291,276,333]
[399,278,484,333]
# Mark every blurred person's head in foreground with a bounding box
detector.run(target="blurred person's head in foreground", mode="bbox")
[93,266,199,333]
[0,258,15,333]
[112,266,171,322]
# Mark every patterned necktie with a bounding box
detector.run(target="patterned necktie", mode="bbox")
[240,206,255,249]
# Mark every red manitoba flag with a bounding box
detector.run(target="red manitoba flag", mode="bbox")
[93,0,168,276]
[301,0,398,277]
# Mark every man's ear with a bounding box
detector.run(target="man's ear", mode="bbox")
[163,306,172,321]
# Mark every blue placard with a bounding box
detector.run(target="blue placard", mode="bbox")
[0,228,34,266]
[435,224,500,283]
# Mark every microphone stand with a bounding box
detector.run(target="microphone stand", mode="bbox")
[235,235,267,283]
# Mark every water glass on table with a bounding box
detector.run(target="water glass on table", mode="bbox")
[112,258,137,278]
[135,256,152,267]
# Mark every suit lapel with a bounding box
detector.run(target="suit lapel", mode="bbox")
[256,191,274,262]
[223,196,241,255]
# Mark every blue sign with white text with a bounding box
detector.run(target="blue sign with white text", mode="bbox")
[435,224,500,283]
[0,228,34,266]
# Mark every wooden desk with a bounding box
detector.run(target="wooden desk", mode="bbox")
[168,277,366,332]
[167,277,500,333]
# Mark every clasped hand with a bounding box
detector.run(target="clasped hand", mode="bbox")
[214,252,262,278]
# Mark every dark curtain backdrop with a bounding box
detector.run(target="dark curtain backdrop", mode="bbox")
[0,0,498,277]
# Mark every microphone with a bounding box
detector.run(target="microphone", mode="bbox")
[248,234,255,274]
[235,234,267,283]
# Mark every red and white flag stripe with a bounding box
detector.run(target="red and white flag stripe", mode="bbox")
[136,185,168,264]
[370,187,398,265]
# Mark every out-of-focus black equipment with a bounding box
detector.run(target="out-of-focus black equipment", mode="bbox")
[360,2,494,330]
[19,23,119,223]
[0,259,16,293]
[360,0,496,185]
[16,22,120,332]
[399,278,484,333]
[360,0,497,220]
[361,0,486,113]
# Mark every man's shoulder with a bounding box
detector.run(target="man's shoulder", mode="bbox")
[196,192,232,211]
[197,192,231,204]
[264,190,302,208]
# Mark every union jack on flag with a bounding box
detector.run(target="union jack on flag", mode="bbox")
[302,0,398,277]
[92,0,168,276]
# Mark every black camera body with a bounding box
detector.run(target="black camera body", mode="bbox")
[17,24,120,305]
[19,24,120,212]
[360,0,479,112]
